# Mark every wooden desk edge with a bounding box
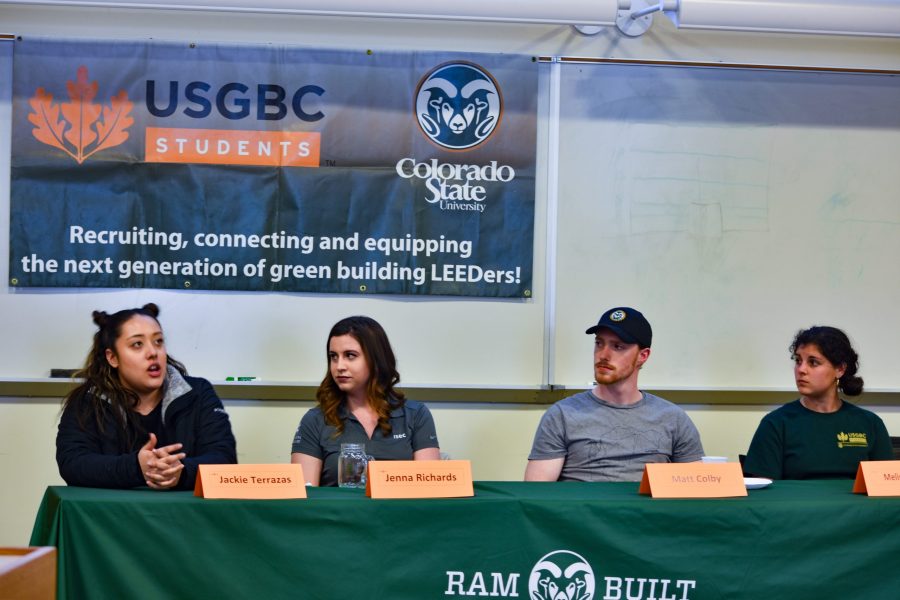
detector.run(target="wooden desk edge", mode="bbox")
[0,546,56,600]
[0,547,56,572]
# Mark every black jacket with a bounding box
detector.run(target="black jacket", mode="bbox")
[56,371,237,490]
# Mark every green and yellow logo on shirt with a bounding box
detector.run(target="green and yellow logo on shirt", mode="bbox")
[836,432,868,448]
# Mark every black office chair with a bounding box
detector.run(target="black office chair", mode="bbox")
[891,437,900,460]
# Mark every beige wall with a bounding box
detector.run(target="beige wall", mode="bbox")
[3,397,898,545]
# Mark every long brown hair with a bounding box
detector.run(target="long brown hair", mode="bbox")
[316,316,405,436]
[63,303,187,444]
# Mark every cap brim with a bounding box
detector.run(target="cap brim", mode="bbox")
[585,324,638,344]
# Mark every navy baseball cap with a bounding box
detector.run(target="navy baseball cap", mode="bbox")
[585,307,652,348]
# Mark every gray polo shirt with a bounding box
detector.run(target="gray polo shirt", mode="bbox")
[292,399,439,487]
[528,390,704,482]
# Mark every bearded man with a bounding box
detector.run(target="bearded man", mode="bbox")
[525,307,704,482]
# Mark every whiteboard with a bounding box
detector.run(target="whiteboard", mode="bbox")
[552,63,900,391]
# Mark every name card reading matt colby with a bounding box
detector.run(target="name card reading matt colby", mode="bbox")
[195,464,307,499]
[639,462,747,498]
[853,460,900,497]
[366,460,474,499]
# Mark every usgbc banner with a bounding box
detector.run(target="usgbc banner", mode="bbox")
[9,38,536,297]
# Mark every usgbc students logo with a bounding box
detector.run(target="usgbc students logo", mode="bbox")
[415,62,502,150]
[27,66,134,164]
[528,550,596,600]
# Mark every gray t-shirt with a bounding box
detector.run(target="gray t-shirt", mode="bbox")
[528,390,704,482]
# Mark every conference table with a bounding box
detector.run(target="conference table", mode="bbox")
[31,481,899,600]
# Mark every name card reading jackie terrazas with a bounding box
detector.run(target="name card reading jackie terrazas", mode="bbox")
[366,460,474,499]
[639,462,747,498]
[194,464,307,499]
[853,460,900,497]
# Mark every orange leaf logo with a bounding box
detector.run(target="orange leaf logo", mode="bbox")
[28,66,133,164]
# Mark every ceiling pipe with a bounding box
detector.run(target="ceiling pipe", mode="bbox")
[2,0,899,38]
[0,0,620,25]
[614,0,900,38]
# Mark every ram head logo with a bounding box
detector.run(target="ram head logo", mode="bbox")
[528,550,595,600]
[415,62,501,150]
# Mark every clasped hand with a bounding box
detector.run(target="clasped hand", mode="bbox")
[138,432,186,490]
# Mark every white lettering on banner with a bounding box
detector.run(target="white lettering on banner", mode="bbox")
[63,258,113,274]
[438,200,486,213]
[396,159,515,183]
[431,264,520,285]
[395,157,516,212]
[336,261,427,286]
[193,231,315,253]
[69,225,187,251]
[425,178,486,203]
[268,263,331,283]
[117,258,238,279]
[154,136,311,158]
[363,234,473,259]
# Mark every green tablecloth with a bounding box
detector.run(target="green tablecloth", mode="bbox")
[30,481,900,599]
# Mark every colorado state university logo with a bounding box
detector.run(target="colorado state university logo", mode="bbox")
[415,62,501,150]
[528,550,596,600]
[28,66,133,164]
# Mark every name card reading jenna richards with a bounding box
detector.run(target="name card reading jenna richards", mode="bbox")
[853,460,900,497]
[194,464,307,499]
[366,460,474,499]
[639,463,747,498]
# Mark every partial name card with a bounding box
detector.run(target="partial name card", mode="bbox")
[639,462,747,498]
[853,460,900,496]
[194,464,306,499]
[366,460,474,499]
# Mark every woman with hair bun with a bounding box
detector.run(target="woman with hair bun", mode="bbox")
[743,326,892,480]
[290,316,440,486]
[56,303,237,490]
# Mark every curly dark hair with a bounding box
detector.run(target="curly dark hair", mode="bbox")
[316,316,405,437]
[63,303,187,444]
[790,325,863,396]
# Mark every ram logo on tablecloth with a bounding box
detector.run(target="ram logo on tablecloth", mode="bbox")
[528,550,595,600]
[444,548,697,599]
